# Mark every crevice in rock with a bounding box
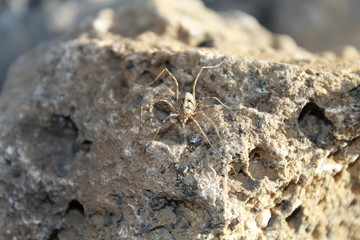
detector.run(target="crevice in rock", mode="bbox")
[76,139,92,152]
[286,206,303,232]
[275,200,291,213]
[66,199,85,216]
[312,223,321,239]
[349,84,360,101]
[283,179,299,193]
[350,199,357,206]
[227,219,239,231]
[248,147,279,181]
[48,228,61,240]
[298,102,334,148]
[333,169,343,182]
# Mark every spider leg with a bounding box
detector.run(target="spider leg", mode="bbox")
[189,116,218,153]
[192,58,226,99]
[198,96,229,109]
[193,111,221,142]
[162,113,178,123]
[146,68,180,102]
[152,126,161,140]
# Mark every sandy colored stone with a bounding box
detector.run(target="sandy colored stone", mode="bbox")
[0,0,359,239]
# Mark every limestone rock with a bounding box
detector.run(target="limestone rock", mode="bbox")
[0,0,360,239]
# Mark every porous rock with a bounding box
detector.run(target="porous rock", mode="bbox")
[0,0,360,239]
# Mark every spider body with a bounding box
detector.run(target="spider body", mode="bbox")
[141,59,227,151]
[179,92,196,127]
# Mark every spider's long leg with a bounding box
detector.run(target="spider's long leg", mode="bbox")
[152,127,161,140]
[192,58,226,99]
[193,111,221,142]
[198,96,229,109]
[146,68,180,102]
[163,113,179,124]
[189,116,218,153]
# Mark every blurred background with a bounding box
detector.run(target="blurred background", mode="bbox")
[1,0,360,89]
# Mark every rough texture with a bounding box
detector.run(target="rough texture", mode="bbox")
[1,0,360,239]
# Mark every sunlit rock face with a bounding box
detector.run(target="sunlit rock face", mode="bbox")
[0,0,359,239]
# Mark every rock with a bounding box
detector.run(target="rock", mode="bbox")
[0,0,360,239]
[255,209,272,229]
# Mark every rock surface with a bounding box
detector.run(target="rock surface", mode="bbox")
[1,0,360,239]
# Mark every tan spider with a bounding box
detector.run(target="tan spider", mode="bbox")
[141,59,228,151]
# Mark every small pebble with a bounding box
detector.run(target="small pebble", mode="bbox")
[255,209,271,228]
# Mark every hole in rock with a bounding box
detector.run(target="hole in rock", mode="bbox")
[126,60,134,69]
[248,147,279,181]
[66,200,85,215]
[77,140,92,152]
[333,169,343,182]
[283,179,298,193]
[20,114,78,176]
[312,223,321,239]
[164,60,175,69]
[349,84,360,100]
[48,228,61,240]
[286,206,303,232]
[298,102,333,148]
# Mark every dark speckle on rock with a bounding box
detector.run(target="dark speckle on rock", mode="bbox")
[103,212,113,227]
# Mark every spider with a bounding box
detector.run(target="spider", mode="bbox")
[141,59,228,151]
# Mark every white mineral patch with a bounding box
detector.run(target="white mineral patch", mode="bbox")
[255,209,272,228]
[291,199,302,213]
[315,157,343,175]
[245,218,260,234]
[348,154,359,164]
[5,146,14,155]
[326,106,347,114]
[124,147,132,157]
[129,126,139,134]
